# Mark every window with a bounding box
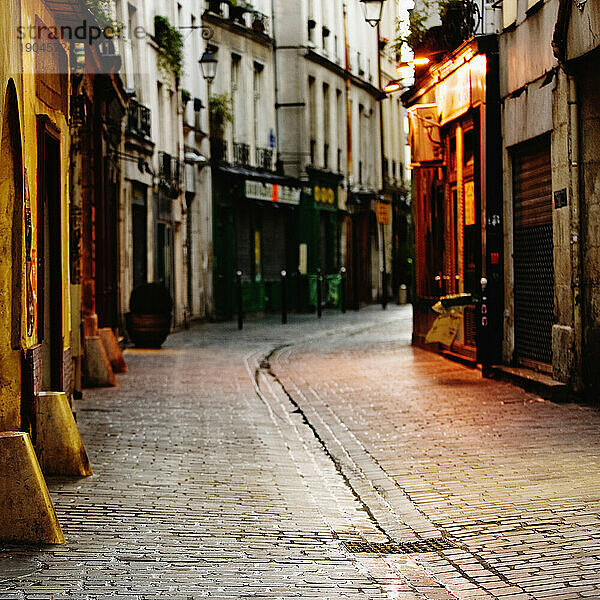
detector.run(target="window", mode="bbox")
[253,62,264,149]
[323,83,330,169]
[308,75,316,162]
[231,53,241,141]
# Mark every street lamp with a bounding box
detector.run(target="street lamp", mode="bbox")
[383,79,402,94]
[360,0,385,28]
[199,47,218,84]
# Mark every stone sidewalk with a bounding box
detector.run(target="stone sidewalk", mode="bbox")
[2,306,599,599]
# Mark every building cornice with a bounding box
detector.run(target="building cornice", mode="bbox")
[202,11,274,48]
[304,50,384,100]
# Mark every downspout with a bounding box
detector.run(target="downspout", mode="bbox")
[376,23,387,306]
[553,0,583,390]
[271,0,282,172]
[343,2,359,310]
[567,73,583,391]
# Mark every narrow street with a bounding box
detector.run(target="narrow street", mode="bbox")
[2,307,600,599]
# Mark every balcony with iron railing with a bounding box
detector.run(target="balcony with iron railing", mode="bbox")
[210,138,228,162]
[158,151,182,197]
[233,142,250,166]
[205,1,271,37]
[127,100,152,139]
[255,147,273,170]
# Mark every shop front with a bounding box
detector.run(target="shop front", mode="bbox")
[298,169,344,312]
[404,36,503,364]
[213,167,301,318]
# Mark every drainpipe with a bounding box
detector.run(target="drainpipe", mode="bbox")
[343,2,359,310]
[568,72,583,391]
[553,0,583,391]
[376,23,387,306]
[271,0,282,172]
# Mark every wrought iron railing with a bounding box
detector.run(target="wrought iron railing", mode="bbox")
[210,137,228,162]
[158,152,182,192]
[255,147,273,170]
[127,100,151,139]
[233,142,250,165]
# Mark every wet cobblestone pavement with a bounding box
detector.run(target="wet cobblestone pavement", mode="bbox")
[2,306,600,599]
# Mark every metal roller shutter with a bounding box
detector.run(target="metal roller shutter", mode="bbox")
[512,135,554,369]
[261,206,287,281]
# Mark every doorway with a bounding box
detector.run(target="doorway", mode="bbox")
[512,135,553,371]
[37,116,63,392]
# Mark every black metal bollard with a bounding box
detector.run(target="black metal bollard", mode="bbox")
[479,276,491,378]
[381,267,388,310]
[340,267,347,314]
[316,268,323,319]
[236,270,243,331]
[281,270,288,325]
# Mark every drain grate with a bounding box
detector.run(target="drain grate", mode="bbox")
[343,538,456,555]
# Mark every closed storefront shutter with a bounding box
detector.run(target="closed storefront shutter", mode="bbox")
[261,205,287,280]
[512,135,554,369]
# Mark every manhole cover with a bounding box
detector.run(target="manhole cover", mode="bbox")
[343,538,456,554]
[0,556,44,582]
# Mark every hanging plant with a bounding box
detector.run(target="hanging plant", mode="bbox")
[209,93,233,137]
[181,89,192,105]
[391,2,435,54]
[85,0,121,30]
[154,15,184,82]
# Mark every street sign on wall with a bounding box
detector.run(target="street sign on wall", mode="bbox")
[376,202,391,225]
[245,180,300,205]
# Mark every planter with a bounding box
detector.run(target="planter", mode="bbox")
[229,5,246,24]
[126,313,171,348]
[208,0,223,14]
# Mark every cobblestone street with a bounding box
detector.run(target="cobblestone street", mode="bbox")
[2,306,600,599]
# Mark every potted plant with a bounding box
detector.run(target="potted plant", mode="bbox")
[228,0,252,24]
[126,283,173,348]
[252,12,267,33]
[208,0,223,14]
[209,94,233,130]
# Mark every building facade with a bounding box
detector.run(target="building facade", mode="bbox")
[116,0,214,327]
[404,0,600,396]
[1,0,104,543]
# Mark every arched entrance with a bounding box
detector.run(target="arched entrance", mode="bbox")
[0,80,24,431]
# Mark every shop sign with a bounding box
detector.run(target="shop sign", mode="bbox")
[376,202,391,225]
[245,180,300,205]
[464,181,476,226]
[314,185,335,207]
[435,61,471,126]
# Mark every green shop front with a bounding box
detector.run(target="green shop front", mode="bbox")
[213,166,302,318]
[297,168,344,311]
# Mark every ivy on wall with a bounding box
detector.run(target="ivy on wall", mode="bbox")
[154,15,185,83]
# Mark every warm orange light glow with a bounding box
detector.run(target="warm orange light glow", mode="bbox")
[397,65,413,78]
[412,57,430,66]
[384,80,402,93]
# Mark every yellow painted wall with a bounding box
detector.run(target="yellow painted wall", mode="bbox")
[0,0,73,430]
[0,0,26,430]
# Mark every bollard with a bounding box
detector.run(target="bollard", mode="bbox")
[281,270,288,325]
[381,267,388,310]
[479,277,491,378]
[236,270,243,331]
[316,268,323,319]
[340,267,347,314]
